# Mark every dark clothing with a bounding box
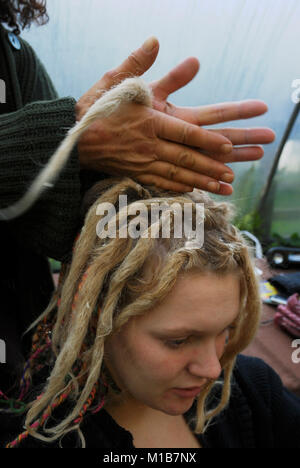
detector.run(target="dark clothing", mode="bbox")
[0,24,81,392]
[0,24,81,258]
[1,355,300,448]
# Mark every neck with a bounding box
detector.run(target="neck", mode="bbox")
[104,391,184,432]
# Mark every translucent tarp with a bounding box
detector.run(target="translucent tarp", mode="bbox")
[21,0,300,238]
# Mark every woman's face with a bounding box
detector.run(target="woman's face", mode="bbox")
[104,271,240,416]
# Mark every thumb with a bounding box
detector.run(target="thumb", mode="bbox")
[76,38,159,120]
[101,36,159,89]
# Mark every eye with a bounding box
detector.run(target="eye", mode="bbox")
[222,325,236,344]
[165,338,189,349]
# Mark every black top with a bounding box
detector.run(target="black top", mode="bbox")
[1,355,300,448]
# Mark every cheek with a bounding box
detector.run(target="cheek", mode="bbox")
[136,339,182,379]
[106,331,186,388]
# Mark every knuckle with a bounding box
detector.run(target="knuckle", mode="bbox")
[150,143,160,161]
[103,69,116,82]
[135,141,157,159]
[127,52,144,75]
[163,101,176,117]
[142,114,157,138]
[215,105,226,122]
[220,129,231,140]
[168,164,179,180]
[177,151,195,169]
[179,124,190,145]
[244,128,250,144]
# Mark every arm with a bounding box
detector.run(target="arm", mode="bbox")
[0,99,81,260]
[0,33,81,260]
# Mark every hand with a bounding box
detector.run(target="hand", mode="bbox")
[76,37,234,195]
[76,37,275,195]
[150,56,275,166]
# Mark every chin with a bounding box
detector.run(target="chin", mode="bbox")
[163,407,188,416]
[157,398,195,416]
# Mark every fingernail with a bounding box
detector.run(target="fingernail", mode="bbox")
[207,182,220,192]
[221,173,234,183]
[220,144,232,154]
[142,36,158,53]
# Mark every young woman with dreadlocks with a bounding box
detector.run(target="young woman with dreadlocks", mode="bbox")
[0,173,299,448]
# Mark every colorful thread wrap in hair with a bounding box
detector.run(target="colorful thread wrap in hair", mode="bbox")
[5,244,108,448]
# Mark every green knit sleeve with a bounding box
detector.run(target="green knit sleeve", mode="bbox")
[0,30,85,260]
[0,98,81,260]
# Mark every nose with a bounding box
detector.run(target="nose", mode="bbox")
[186,340,222,381]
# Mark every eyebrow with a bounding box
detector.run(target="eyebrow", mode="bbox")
[157,328,205,337]
[155,319,238,338]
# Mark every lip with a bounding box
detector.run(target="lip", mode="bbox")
[171,386,203,398]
